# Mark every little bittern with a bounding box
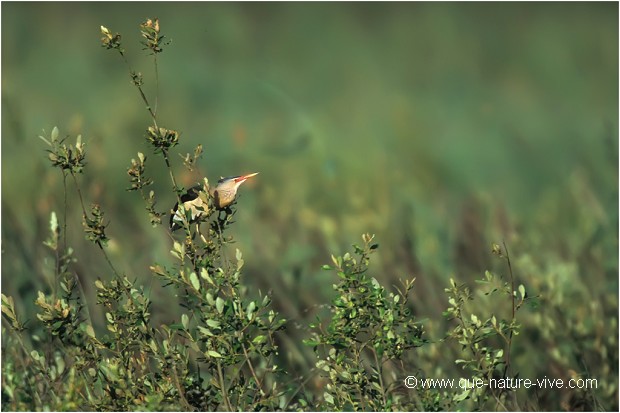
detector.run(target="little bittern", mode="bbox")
[170,172,258,231]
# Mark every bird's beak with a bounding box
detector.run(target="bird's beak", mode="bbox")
[234,172,259,183]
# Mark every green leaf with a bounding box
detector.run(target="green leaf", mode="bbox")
[206,319,221,329]
[303,338,320,347]
[38,134,51,146]
[518,284,526,300]
[189,272,200,291]
[181,313,189,329]
[207,350,222,358]
[200,267,213,284]
[206,292,215,306]
[197,326,213,337]
[247,301,256,320]
[453,388,471,402]
[236,248,244,271]
[323,392,334,404]
[215,297,225,314]
[171,241,184,260]
[50,211,58,234]
[253,335,267,345]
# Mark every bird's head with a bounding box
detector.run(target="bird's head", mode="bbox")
[211,172,259,209]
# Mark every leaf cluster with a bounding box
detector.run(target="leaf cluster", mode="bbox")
[305,234,426,410]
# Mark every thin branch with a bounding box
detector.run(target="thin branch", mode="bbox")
[117,50,158,128]
[372,348,388,408]
[502,240,515,381]
[216,360,233,411]
[241,342,265,396]
[153,54,159,118]
[70,172,121,279]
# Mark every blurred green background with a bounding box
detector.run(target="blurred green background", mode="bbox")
[2,2,618,409]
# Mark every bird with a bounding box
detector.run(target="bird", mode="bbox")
[170,172,258,231]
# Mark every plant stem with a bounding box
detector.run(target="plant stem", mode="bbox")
[216,360,233,411]
[372,348,388,408]
[70,172,121,280]
[242,342,265,396]
[161,148,180,195]
[153,55,159,118]
[118,50,158,127]
[502,240,515,381]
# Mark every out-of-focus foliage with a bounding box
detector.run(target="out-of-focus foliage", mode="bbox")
[1,2,618,411]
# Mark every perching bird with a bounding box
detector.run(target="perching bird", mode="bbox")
[170,172,259,231]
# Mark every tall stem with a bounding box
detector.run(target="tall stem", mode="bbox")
[70,172,121,280]
[217,360,233,411]
[502,240,515,381]
[118,50,158,128]
[372,349,387,408]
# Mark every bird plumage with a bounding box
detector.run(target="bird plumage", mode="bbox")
[170,172,258,231]
[169,186,207,231]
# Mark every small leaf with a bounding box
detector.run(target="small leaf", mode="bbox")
[49,211,58,233]
[200,267,213,283]
[207,350,222,358]
[247,301,256,320]
[453,388,471,402]
[323,392,334,404]
[302,338,320,347]
[51,126,59,142]
[38,134,51,146]
[215,297,225,314]
[181,313,189,329]
[253,335,267,345]
[189,272,200,291]
[331,254,339,267]
[206,319,221,329]
[197,326,213,337]
[518,284,526,300]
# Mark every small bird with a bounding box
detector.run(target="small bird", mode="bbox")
[170,172,258,231]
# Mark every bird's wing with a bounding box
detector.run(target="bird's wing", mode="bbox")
[170,201,180,230]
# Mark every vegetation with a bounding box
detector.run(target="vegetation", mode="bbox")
[2,5,618,412]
